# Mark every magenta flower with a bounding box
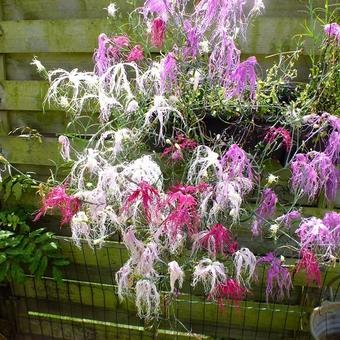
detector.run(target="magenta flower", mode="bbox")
[231,56,257,100]
[325,131,340,164]
[221,144,253,180]
[276,210,301,228]
[143,0,171,21]
[162,134,197,161]
[208,278,246,310]
[291,152,338,201]
[127,44,144,62]
[264,127,292,151]
[251,188,278,236]
[258,253,292,302]
[160,52,178,93]
[122,180,160,223]
[183,20,201,58]
[194,223,238,257]
[324,23,340,41]
[151,17,166,48]
[296,248,321,287]
[34,185,80,225]
[94,33,110,75]
[113,35,130,48]
[162,184,205,240]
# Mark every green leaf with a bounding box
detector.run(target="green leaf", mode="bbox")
[3,181,13,201]
[29,228,45,238]
[35,255,48,278]
[0,230,13,240]
[29,249,43,274]
[10,263,26,283]
[35,232,54,243]
[0,261,9,282]
[52,266,63,284]
[41,241,58,252]
[0,253,6,264]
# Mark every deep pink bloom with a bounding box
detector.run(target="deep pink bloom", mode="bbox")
[162,134,197,161]
[209,278,246,310]
[196,224,238,256]
[258,253,292,302]
[113,35,130,48]
[34,185,80,225]
[151,17,166,48]
[123,180,160,222]
[127,44,144,62]
[221,144,253,180]
[296,248,321,287]
[162,184,206,239]
[324,23,340,41]
[265,127,292,151]
[231,56,257,100]
[251,188,278,236]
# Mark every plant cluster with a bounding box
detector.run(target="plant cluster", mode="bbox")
[24,0,340,324]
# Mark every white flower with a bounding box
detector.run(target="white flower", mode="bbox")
[126,99,139,113]
[199,40,210,53]
[60,96,69,108]
[267,174,278,184]
[106,3,118,17]
[31,57,46,73]
[270,223,280,235]
[168,261,184,294]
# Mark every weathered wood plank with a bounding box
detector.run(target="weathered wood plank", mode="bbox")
[2,0,136,21]
[2,0,332,21]
[0,17,310,54]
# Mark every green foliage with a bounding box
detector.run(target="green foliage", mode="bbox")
[0,209,69,284]
[0,174,37,202]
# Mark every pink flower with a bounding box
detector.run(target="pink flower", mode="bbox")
[162,134,197,161]
[94,33,110,75]
[264,127,292,151]
[209,278,246,310]
[151,17,166,48]
[324,23,340,41]
[34,185,80,225]
[194,223,238,257]
[276,210,301,228]
[122,180,160,223]
[258,253,292,302]
[127,45,144,62]
[113,35,130,48]
[231,56,257,100]
[58,135,71,161]
[296,248,321,287]
[162,184,205,240]
[183,20,201,58]
[251,188,278,236]
[160,52,178,93]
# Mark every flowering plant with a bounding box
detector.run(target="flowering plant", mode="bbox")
[29,0,340,326]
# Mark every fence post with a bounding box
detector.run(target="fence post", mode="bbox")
[0,3,10,137]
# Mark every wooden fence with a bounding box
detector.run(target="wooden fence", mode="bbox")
[0,0,339,339]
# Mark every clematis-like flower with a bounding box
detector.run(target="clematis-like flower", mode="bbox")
[34,185,80,225]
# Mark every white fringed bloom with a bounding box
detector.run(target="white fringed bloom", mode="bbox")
[188,146,222,184]
[192,258,227,294]
[115,261,133,300]
[58,135,71,161]
[70,211,91,247]
[31,57,46,74]
[135,279,160,320]
[233,247,257,286]
[168,261,185,294]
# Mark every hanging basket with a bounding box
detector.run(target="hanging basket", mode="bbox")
[310,275,340,340]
